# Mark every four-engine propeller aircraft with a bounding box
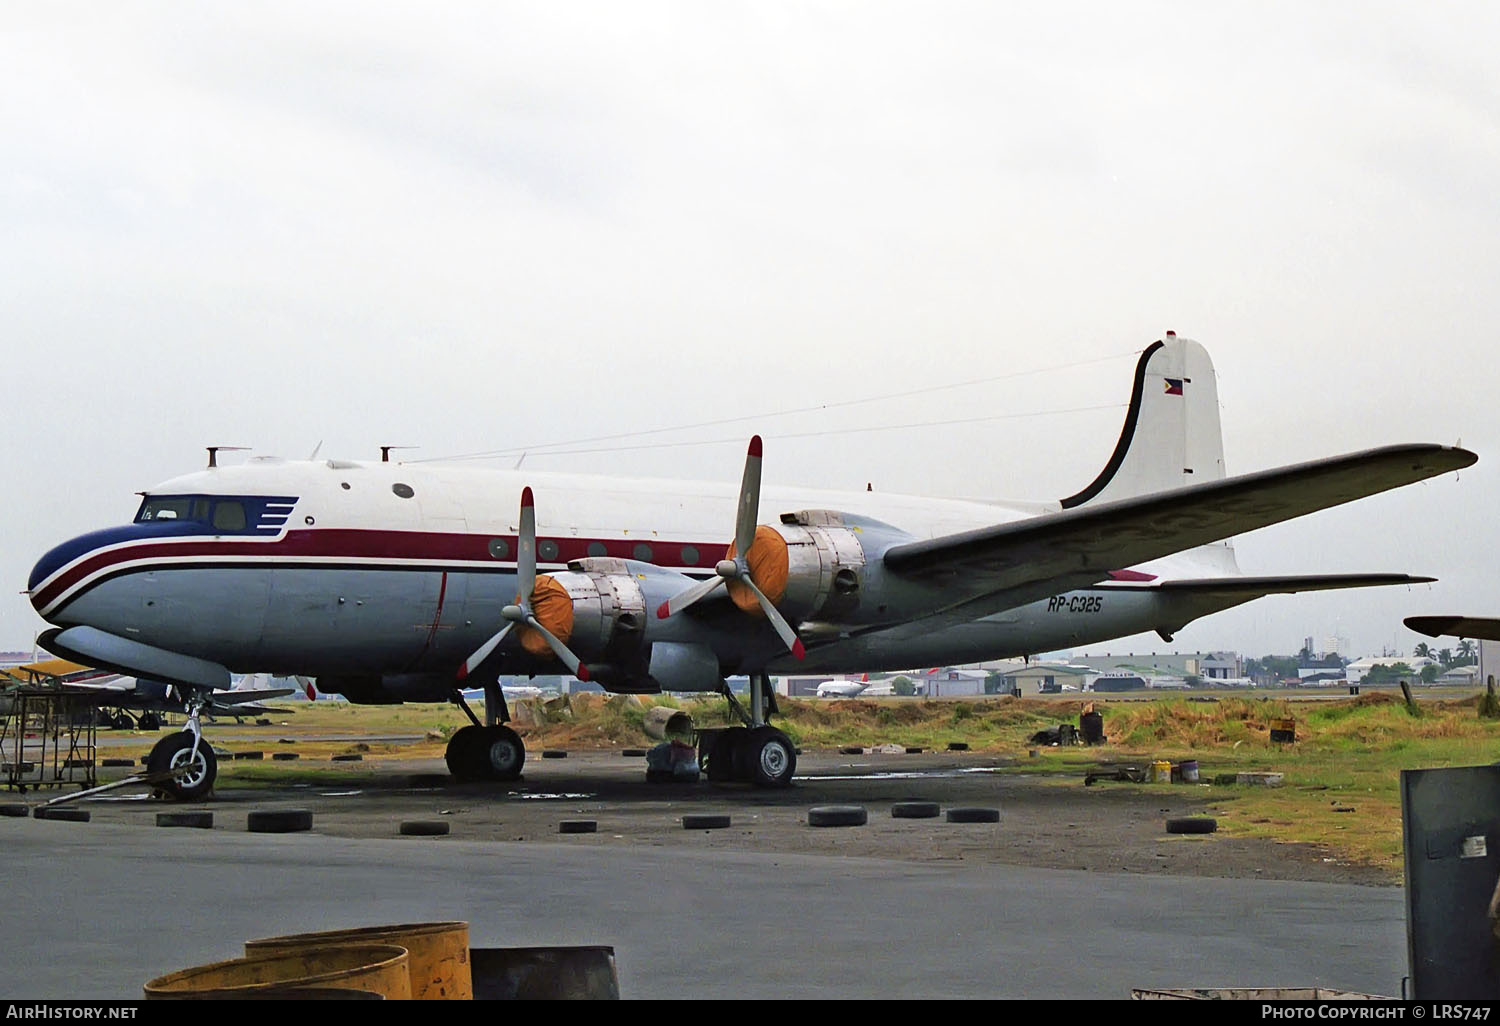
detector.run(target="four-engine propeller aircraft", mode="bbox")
[25,335,1476,797]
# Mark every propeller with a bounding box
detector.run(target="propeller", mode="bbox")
[656,436,804,660]
[457,487,591,682]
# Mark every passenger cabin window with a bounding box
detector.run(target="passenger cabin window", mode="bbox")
[212,501,246,532]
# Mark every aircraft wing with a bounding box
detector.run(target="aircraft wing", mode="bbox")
[881,444,1473,618]
[1404,616,1500,642]
[1152,573,1435,598]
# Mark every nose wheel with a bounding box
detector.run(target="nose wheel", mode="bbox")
[147,731,217,801]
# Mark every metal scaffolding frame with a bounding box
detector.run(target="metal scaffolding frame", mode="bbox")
[0,674,98,793]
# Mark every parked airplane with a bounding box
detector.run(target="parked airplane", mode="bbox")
[816,675,870,698]
[26,335,1475,797]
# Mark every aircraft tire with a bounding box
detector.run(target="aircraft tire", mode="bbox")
[444,725,484,780]
[476,725,525,781]
[146,731,217,802]
[746,726,796,788]
[706,728,744,783]
[1165,816,1218,834]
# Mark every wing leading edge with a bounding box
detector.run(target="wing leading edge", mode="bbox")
[882,444,1474,613]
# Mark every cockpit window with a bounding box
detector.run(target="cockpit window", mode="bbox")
[137,497,209,523]
[212,501,246,531]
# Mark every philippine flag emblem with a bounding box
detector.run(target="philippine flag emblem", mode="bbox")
[1163,378,1184,396]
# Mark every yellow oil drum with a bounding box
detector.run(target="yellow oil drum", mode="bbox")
[246,922,470,1000]
[1151,760,1172,783]
[144,943,410,999]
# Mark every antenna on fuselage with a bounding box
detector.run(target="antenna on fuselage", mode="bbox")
[380,446,417,463]
[206,446,249,469]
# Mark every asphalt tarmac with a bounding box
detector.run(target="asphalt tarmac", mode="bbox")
[0,752,1407,1000]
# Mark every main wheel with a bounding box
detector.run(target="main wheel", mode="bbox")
[475,725,526,781]
[745,726,796,788]
[445,725,484,780]
[146,731,217,801]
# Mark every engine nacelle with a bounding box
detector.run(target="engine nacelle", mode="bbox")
[738,510,913,626]
[541,559,651,664]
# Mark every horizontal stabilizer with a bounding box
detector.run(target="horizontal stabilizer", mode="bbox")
[211,689,295,704]
[1404,616,1500,642]
[1154,574,1435,598]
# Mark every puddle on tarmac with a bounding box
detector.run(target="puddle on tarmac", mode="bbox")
[319,791,363,797]
[509,792,597,800]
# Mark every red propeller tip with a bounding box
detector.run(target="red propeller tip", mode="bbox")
[521,486,534,508]
[747,435,762,458]
[791,639,805,660]
[576,664,590,682]
[656,601,672,620]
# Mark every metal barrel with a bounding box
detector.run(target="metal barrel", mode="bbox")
[246,921,470,1000]
[469,945,620,1000]
[144,944,411,1000]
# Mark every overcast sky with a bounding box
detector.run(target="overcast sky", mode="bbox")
[3,2,1496,660]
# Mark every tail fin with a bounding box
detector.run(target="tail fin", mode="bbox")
[1060,334,1226,509]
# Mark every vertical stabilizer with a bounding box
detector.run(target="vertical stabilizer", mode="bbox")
[1060,334,1226,508]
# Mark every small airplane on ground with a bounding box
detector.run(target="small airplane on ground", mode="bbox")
[26,334,1476,797]
[815,675,871,698]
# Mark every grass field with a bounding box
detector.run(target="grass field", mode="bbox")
[144,689,1500,879]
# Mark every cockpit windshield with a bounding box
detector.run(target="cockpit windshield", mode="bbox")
[136,496,211,523]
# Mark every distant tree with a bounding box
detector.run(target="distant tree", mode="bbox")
[1365,662,1415,684]
[1439,648,1454,668]
[892,675,915,697]
[1458,639,1477,664]
[1414,643,1433,660]
[1420,663,1441,683]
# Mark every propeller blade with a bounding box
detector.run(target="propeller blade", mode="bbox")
[656,574,727,619]
[733,435,763,559]
[525,616,591,681]
[517,486,536,597]
[739,573,805,660]
[456,623,514,681]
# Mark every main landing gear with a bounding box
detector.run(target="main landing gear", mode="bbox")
[705,672,796,788]
[445,683,526,782]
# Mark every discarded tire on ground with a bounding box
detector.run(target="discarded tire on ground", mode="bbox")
[34,807,89,822]
[838,746,864,756]
[399,820,450,837]
[1166,817,1218,834]
[808,805,867,827]
[905,747,924,754]
[946,807,1000,823]
[157,812,213,829]
[235,752,264,760]
[559,820,597,834]
[101,758,135,768]
[541,750,567,759]
[330,754,362,762]
[682,814,731,830]
[891,801,941,819]
[0,804,29,818]
[621,749,648,757]
[272,752,299,761]
[946,742,970,752]
[247,810,313,833]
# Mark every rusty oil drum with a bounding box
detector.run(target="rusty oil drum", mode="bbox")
[245,921,470,1000]
[144,943,410,999]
